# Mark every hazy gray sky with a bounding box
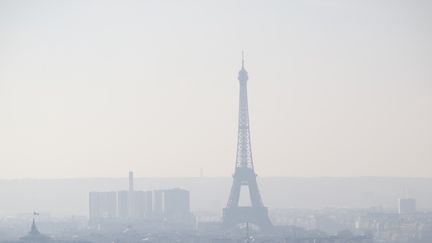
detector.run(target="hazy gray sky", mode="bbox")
[0,0,431,179]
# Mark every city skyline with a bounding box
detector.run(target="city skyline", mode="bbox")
[1,0,431,179]
[1,1,432,242]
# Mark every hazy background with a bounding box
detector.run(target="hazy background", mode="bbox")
[0,0,431,179]
[1,177,432,216]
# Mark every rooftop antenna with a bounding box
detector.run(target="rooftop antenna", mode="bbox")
[129,171,134,192]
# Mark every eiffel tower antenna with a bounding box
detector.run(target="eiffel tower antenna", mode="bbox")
[222,53,273,231]
[242,51,245,69]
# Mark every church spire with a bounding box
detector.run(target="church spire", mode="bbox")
[20,214,50,241]
[30,218,39,234]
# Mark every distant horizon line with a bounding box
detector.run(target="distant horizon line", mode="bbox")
[1,175,432,180]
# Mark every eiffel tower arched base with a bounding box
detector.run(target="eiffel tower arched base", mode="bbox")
[222,206,273,232]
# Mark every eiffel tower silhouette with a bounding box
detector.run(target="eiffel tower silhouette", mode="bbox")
[223,53,273,231]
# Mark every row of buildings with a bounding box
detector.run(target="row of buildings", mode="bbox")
[89,172,194,230]
[89,189,190,221]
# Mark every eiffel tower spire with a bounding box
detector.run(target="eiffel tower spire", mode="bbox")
[223,53,273,231]
[241,50,245,69]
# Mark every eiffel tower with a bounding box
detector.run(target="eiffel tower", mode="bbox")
[223,53,273,231]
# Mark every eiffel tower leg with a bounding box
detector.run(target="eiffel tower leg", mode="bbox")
[227,177,241,208]
[247,177,263,208]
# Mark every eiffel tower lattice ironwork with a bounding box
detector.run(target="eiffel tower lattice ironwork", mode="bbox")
[223,53,273,231]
